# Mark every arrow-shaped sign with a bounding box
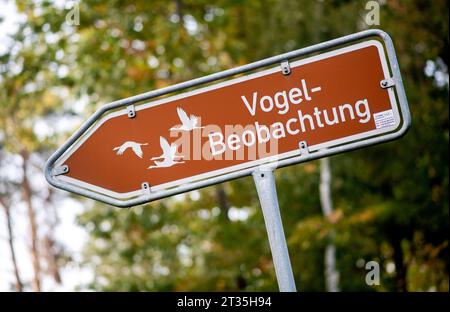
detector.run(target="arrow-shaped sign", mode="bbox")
[45,30,410,207]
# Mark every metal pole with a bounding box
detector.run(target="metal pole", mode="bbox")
[252,169,297,292]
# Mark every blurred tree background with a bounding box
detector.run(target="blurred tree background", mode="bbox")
[0,0,448,291]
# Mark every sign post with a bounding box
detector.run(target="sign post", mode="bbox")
[253,168,297,292]
[45,29,410,291]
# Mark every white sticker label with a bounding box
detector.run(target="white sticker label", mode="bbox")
[373,109,396,129]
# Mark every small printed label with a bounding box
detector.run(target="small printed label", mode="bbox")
[373,109,396,129]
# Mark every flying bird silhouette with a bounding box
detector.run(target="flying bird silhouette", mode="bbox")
[148,137,184,169]
[170,107,204,131]
[113,141,148,158]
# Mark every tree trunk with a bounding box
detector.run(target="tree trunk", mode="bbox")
[319,157,340,292]
[43,188,62,284]
[20,150,41,292]
[174,0,183,21]
[392,235,407,292]
[44,235,62,284]
[215,184,231,222]
[0,198,23,292]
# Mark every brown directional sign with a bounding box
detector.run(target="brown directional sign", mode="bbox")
[51,39,404,201]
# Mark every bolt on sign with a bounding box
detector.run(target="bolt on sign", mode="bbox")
[45,30,410,207]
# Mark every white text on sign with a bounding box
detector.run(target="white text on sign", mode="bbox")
[208,79,372,156]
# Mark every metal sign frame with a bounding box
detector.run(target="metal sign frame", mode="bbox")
[45,29,411,208]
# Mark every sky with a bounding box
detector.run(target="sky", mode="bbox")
[0,0,92,291]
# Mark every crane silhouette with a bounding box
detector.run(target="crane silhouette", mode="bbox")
[170,107,204,131]
[113,141,148,158]
[148,136,184,169]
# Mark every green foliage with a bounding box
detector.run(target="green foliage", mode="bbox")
[2,0,448,291]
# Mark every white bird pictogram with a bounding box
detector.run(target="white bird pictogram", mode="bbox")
[170,107,204,131]
[148,136,184,169]
[113,141,148,158]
